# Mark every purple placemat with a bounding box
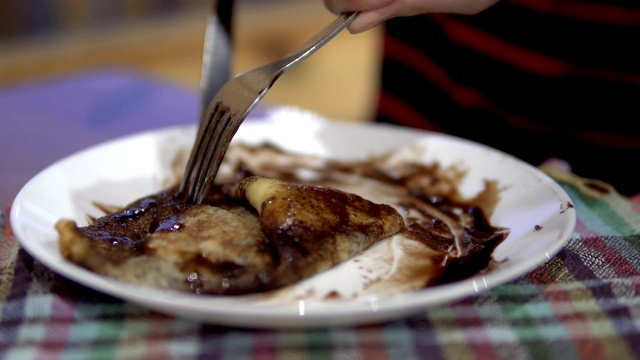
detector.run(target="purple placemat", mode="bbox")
[0,68,199,207]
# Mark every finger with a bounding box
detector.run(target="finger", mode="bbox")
[347,11,388,33]
[346,3,399,33]
[323,0,395,15]
[345,0,500,33]
[393,0,500,15]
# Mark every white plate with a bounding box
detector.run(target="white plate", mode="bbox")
[11,108,576,328]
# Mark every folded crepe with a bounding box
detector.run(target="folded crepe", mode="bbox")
[57,176,405,295]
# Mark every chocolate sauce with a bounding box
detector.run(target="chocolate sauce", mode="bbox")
[59,142,509,296]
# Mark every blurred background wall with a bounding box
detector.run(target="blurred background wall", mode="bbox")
[0,0,381,123]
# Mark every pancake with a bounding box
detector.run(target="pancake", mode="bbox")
[57,142,509,297]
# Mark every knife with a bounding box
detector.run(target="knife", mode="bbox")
[198,0,234,123]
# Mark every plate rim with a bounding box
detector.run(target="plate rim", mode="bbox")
[10,117,576,328]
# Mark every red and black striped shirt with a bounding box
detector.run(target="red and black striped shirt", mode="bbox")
[375,0,640,196]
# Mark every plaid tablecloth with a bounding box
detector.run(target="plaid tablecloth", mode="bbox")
[2,70,640,359]
[2,183,640,359]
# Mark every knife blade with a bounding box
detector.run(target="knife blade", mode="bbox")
[199,0,234,123]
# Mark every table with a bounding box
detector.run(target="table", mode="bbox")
[2,70,640,359]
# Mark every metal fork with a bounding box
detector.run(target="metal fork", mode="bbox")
[179,12,358,204]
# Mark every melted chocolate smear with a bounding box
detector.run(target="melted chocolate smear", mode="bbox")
[78,143,508,295]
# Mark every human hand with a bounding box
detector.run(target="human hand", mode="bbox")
[322,0,500,33]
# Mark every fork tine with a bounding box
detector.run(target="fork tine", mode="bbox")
[193,107,234,203]
[180,104,218,201]
[181,103,222,203]
[181,100,242,204]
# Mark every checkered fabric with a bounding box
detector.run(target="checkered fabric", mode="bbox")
[2,182,640,360]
